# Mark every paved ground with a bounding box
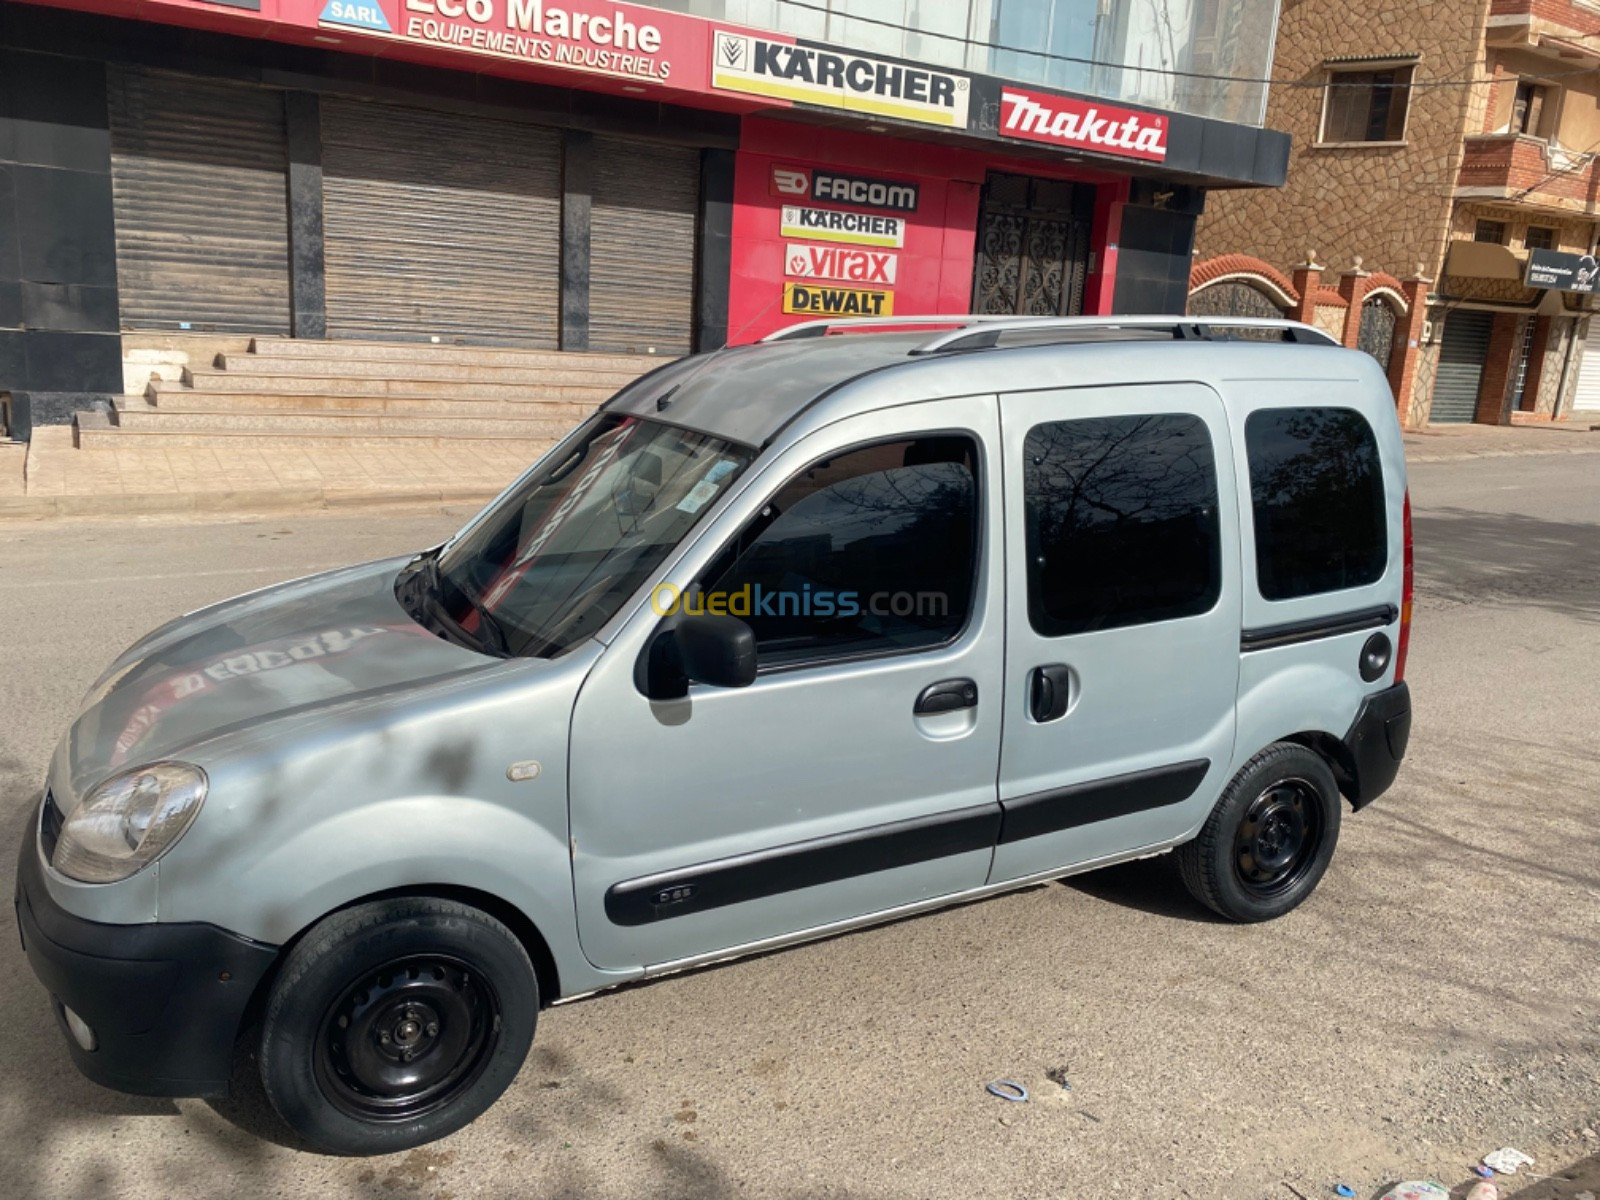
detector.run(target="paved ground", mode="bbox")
[0,452,1596,1200]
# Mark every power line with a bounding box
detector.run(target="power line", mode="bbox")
[770,0,1600,92]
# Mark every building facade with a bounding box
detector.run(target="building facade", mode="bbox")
[1193,0,1600,427]
[0,0,1290,440]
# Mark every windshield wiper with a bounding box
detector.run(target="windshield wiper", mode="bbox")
[415,554,512,659]
[463,590,512,658]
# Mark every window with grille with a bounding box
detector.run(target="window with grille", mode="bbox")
[1320,66,1413,143]
[1525,226,1556,251]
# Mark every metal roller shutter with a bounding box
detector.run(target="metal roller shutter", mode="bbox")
[590,138,700,355]
[1431,310,1494,423]
[321,99,561,347]
[107,69,291,334]
[1572,329,1600,411]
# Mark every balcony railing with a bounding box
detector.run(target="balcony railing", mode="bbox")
[1486,0,1600,54]
[1457,134,1600,212]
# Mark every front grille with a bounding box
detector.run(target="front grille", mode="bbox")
[39,790,64,862]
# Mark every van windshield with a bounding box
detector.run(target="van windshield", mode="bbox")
[429,416,753,658]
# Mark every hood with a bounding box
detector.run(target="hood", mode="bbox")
[64,556,489,799]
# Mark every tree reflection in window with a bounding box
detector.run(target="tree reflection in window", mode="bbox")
[1245,408,1387,600]
[706,438,979,665]
[1024,415,1222,636]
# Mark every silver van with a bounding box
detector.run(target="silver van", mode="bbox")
[16,315,1414,1154]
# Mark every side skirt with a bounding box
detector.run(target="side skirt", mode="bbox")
[551,836,1187,1003]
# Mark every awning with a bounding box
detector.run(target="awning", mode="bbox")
[1443,240,1525,281]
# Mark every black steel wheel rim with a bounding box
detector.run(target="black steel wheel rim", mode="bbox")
[313,954,500,1123]
[1233,778,1324,898]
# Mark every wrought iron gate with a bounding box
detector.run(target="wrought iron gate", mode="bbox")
[971,174,1093,317]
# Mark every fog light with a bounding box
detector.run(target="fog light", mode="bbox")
[63,1005,97,1052]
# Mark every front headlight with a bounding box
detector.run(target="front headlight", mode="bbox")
[52,762,208,884]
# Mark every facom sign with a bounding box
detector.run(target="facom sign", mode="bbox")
[768,164,920,213]
[712,29,970,128]
[998,86,1170,163]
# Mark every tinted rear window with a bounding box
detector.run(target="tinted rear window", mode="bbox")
[1245,407,1387,600]
[1024,414,1222,636]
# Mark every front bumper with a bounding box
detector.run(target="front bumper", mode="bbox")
[14,830,278,1098]
[1343,680,1412,811]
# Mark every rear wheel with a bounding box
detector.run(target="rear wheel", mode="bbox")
[1177,743,1341,922]
[260,897,537,1155]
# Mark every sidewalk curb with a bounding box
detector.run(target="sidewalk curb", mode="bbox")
[1405,444,1600,464]
[0,485,501,521]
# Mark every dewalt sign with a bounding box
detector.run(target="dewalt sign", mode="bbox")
[782,283,894,318]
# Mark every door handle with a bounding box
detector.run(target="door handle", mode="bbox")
[914,678,979,716]
[1029,664,1073,723]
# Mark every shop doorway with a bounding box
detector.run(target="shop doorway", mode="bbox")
[1432,310,1494,424]
[971,173,1094,318]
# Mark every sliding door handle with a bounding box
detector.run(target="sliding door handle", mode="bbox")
[1029,664,1073,723]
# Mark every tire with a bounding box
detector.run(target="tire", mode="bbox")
[1176,743,1342,923]
[259,897,538,1155]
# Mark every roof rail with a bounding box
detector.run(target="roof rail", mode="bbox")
[761,314,1340,350]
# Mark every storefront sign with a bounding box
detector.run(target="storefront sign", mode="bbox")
[783,282,894,317]
[785,243,898,285]
[318,0,681,81]
[712,30,970,128]
[769,165,920,213]
[1525,248,1599,293]
[999,86,1169,163]
[780,205,906,248]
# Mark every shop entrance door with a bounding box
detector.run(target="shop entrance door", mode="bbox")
[971,174,1094,318]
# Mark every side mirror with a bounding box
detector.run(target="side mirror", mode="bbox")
[637,613,758,700]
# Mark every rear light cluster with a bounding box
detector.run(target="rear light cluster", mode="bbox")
[1395,490,1413,683]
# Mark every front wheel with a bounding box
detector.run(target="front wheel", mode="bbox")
[260,897,538,1155]
[1176,743,1342,922]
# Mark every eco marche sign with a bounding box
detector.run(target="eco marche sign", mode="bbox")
[783,283,894,317]
[321,0,677,81]
[785,243,898,285]
[999,86,1169,163]
[781,205,906,249]
[769,165,920,213]
[712,30,970,128]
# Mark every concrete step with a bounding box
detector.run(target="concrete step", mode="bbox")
[215,355,647,387]
[246,336,668,373]
[115,408,575,439]
[139,387,596,422]
[181,372,619,402]
[77,424,560,452]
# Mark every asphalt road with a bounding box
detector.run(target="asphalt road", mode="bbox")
[1,452,1597,1200]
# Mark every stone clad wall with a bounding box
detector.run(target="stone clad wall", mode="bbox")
[1194,0,1488,283]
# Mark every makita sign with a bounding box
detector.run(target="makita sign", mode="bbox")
[999,87,1169,163]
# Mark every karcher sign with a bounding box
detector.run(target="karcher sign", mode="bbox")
[712,30,970,128]
[780,205,907,249]
[783,283,894,317]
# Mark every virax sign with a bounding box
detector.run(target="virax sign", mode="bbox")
[785,243,897,285]
[783,283,894,317]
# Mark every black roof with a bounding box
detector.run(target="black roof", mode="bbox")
[602,334,930,448]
